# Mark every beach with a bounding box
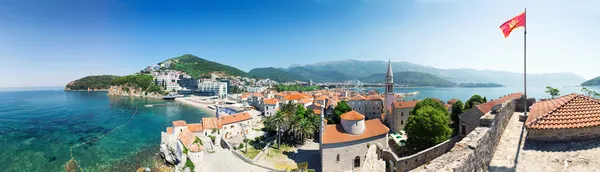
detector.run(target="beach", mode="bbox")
[174,96,218,114]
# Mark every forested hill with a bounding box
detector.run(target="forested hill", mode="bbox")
[65,75,120,91]
[581,76,600,86]
[248,67,305,82]
[164,54,248,78]
[360,71,456,87]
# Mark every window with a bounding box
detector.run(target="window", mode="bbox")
[461,125,467,135]
[354,156,360,168]
[231,125,234,129]
[401,112,403,116]
[336,154,340,162]
[401,120,403,125]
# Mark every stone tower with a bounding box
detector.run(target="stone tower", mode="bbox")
[384,60,394,118]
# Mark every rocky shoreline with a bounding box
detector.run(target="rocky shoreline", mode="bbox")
[107,85,163,99]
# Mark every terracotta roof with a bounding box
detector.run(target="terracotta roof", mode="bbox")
[431,98,445,105]
[178,129,196,149]
[189,143,203,152]
[325,98,338,107]
[313,108,322,115]
[526,94,600,129]
[172,120,187,127]
[393,100,419,109]
[240,94,249,99]
[284,93,306,101]
[263,98,278,105]
[315,95,328,101]
[476,93,523,114]
[220,112,253,125]
[349,94,366,101]
[340,110,365,120]
[322,119,389,144]
[298,98,312,104]
[253,92,265,98]
[447,98,458,105]
[202,117,222,129]
[313,102,322,107]
[166,127,173,134]
[365,94,382,101]
[187,123,204,132]
[445,104,452,110]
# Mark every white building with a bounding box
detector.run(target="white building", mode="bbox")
[263,98,279,116]
[220,112,253,139]
[198,81,228,99]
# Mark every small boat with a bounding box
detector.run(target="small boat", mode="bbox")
[163,94,183,100]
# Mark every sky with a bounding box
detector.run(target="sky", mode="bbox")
[1,0,599,88]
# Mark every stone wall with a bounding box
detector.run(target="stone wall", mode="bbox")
[458,108,484,137]
[527,125,600,142]
[414,99,516,171]
[381,136,461,172]
[321,134,388,172]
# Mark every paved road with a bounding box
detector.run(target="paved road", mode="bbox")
[198,147,269,172]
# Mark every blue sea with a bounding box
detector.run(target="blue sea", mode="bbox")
[0,86,598,171]
[0,91,212,171]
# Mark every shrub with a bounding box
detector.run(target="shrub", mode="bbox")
[185,158,195,171]
[208,135,216,144]
[239,143,245,149]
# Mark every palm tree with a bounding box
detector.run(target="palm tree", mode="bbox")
[292,117,316,143]
[265,111,287,131]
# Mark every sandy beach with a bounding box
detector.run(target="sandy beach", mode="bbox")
[174,96,218,114]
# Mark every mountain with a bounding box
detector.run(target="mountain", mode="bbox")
[165,54,248,78]
[65,75,120,91]
[291,60,586,87]
[360,71,456,87]
[248,67,305,82]
[581,76,600,86]
[458,83,504,88]
[286,67,352,82]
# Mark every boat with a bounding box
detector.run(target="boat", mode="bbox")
[163,94,183,100]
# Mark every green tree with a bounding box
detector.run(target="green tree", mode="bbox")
[483,96,487,102]
[329,101,352,124]
[410,98,449,117]
[296,104,307,119]
[450,100,464,135]
[545,86,560,98]
[405,106,453,151]
[464,95,485,110]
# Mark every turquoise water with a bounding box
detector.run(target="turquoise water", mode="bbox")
[0,91,212,171]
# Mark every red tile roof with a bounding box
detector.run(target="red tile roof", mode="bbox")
[189,143,203,153]
[263,98,278,105]
[322,119,389,144]
[315,95,328,101]
[526,94,600,129]
[349,94,366,101]
[313,108,322,115]
[447,98,458,105]
[325,98,338,107]
[365,94,382,101]
[298,98,312,104]
[187,123,204,132]
[166,127,173,134]
[393,100,419,109]
[476,93,523,114]
[202,117,222,129]
[178,129,196,149]
[340,110,365,121]
[220,111,253,125]
[172,120,187,127]
[284,93,307,101]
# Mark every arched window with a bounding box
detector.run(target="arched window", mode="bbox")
[354,156,360,167]
[336,154,340,162]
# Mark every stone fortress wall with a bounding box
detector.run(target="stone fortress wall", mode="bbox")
[413,99,516,171]
[382,136,462,172]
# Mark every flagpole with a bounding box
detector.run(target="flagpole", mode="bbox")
[524,8,527,117]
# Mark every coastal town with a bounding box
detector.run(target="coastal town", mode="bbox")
[149,61,600,172]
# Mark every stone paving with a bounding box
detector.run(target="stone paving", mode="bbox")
[489,112,600,172]
[197,147,269,172]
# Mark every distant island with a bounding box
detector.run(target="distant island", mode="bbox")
[457,82,504,88]
[361,71,455,87]
[581,76,600,86]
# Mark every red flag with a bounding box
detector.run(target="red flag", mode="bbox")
[499,12,526,38]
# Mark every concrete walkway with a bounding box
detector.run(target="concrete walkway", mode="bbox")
[198,147,269,172]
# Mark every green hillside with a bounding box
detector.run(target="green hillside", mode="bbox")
[361,71,456,87]
[165,54,248,78]
[248,67,305,82]
[581,76,600,86]
[287,67,352,82]
[65,75,120,90]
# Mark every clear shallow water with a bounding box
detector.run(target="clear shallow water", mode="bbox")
[0,91,212,171]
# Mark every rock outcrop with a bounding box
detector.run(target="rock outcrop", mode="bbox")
[108,85,162,99]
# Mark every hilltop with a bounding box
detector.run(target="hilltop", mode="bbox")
[360,71,456,87]
[164,54,248,78]
[289,60,586,87]
[248,67,305,82]
[65,75,120,91]
[581,76,600,86]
